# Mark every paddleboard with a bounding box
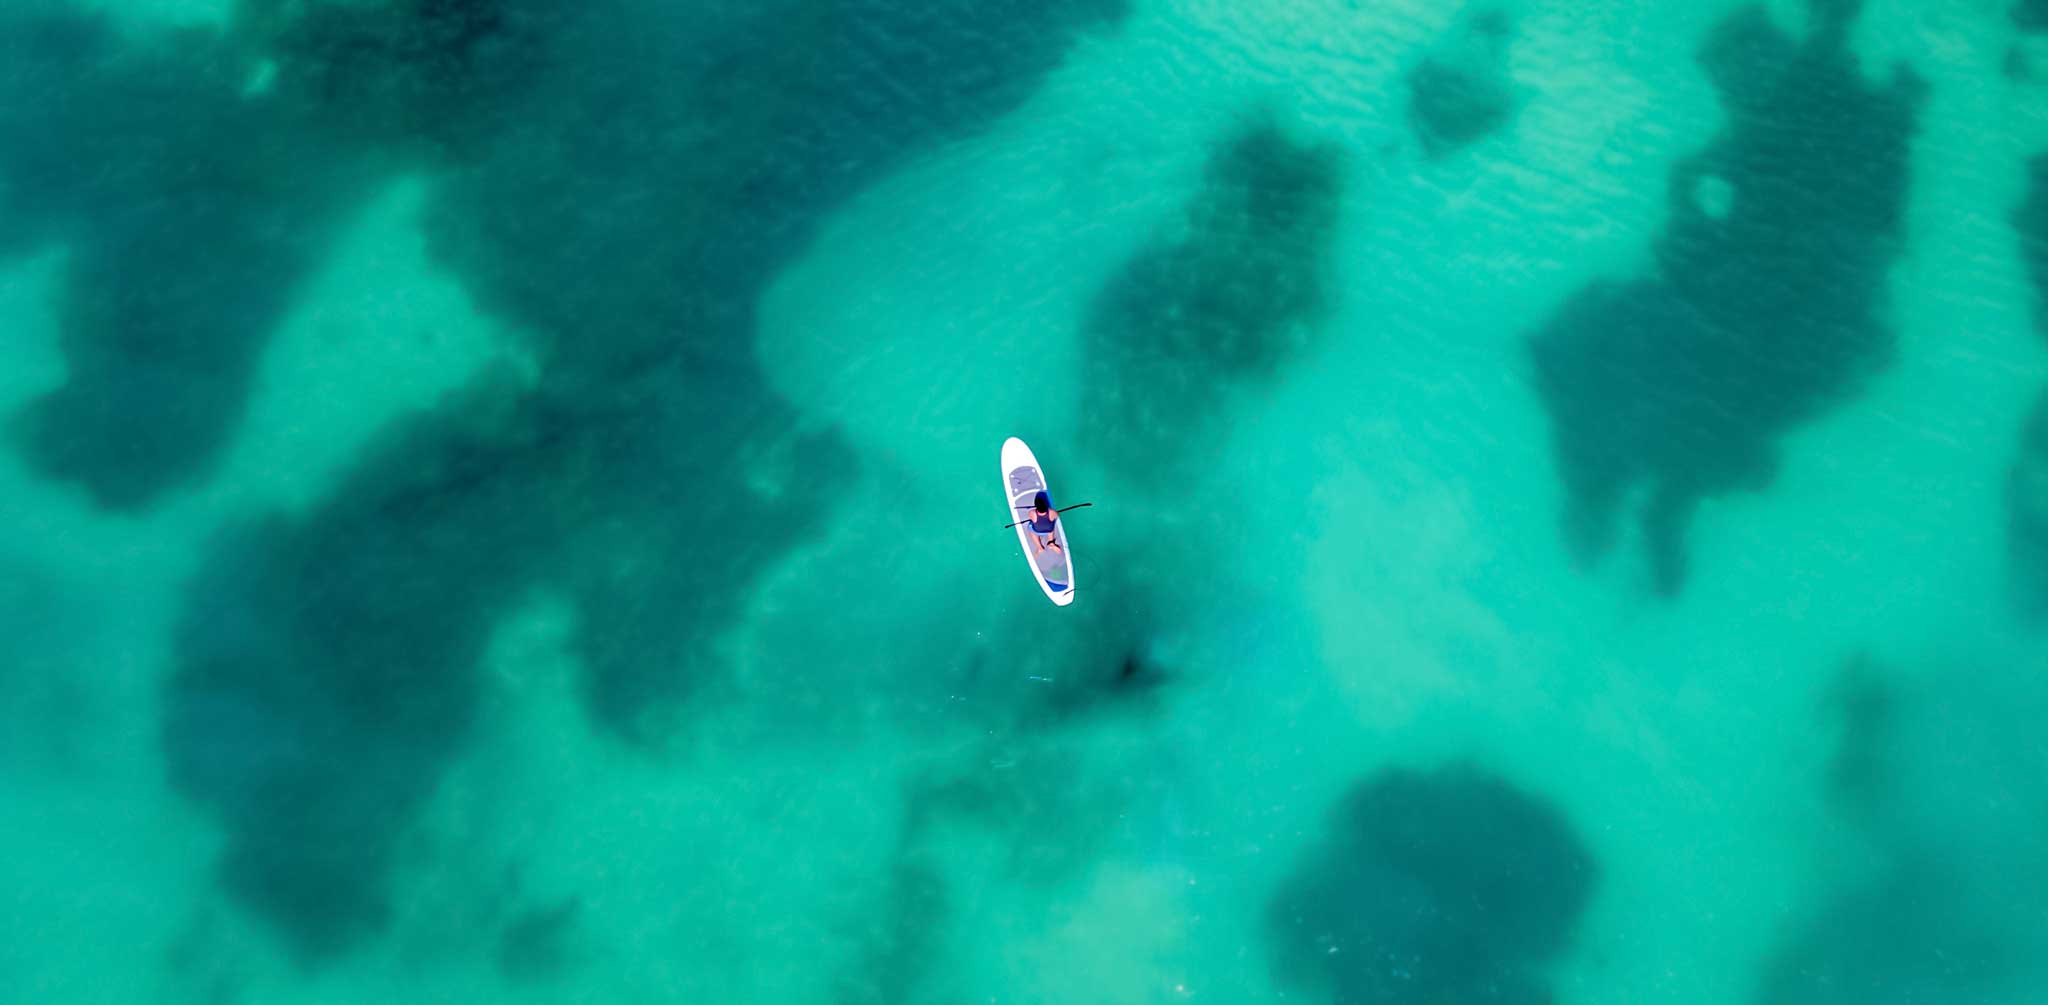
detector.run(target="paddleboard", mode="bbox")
[1002,437,1075,606]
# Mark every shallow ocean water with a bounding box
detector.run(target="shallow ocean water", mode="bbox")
[3,0,2047,1001]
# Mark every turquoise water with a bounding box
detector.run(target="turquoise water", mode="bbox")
[4,0,2047,1000]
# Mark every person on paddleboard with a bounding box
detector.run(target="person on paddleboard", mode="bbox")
[1028,491,1063,554]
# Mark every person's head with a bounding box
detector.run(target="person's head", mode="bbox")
[1033,491,1050,515]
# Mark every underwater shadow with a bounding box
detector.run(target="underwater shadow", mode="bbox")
[1527,0,1923,595]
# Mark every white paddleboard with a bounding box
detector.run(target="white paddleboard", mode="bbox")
[1002,437,1075,606]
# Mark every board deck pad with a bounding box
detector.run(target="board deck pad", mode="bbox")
[1010,469,1069,586]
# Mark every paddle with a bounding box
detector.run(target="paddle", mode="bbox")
[1002,502,1092,529]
